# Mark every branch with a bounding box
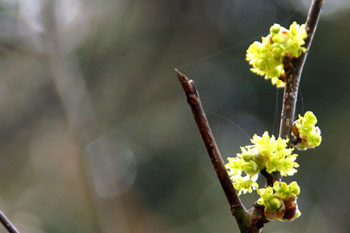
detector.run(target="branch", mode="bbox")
[175,69,251,232]
[279,0,324,139]
[0,210,20,233]
[260,169,275,187]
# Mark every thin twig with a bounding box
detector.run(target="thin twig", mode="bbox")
[260,169,275,187]
[279,0,324,139]
[175,69,251,232]
[0,210,19,233]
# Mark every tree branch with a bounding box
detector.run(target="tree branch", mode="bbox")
[260,169,276,187]
[0,210,19,233]
[175,69,251,232]
[279,0,324,139]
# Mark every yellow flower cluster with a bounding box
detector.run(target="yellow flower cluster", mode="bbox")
[246,22,307,88]
[225,132,299,195]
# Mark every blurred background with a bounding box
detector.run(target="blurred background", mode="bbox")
[0,0,348,232]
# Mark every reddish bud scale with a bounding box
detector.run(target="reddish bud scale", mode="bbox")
[292,122,300,137]
[281,195,298,221]
[282,202,298,221]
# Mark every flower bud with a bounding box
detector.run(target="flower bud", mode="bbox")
[270,24,281,34]
[264,197,286,220]
[243,161,259,176]
[304,111,317,124]
[289,182,301,195]
[254,153,265,169]
[270,197,282,209]
[241,152,253,162]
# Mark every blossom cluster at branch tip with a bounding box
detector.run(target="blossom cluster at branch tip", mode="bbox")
[225,132,299,195]
[246,22,307,88]
[257,181,301,221]
[292,111,322,150]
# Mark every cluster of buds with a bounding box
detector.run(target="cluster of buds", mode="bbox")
[257,182,301,221]
[292,111,322,150]
[246,22,307,88]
